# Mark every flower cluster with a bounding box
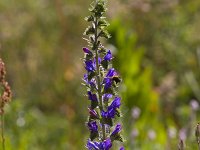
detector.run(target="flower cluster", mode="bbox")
[83,0,124,149]
[0,58,11,115]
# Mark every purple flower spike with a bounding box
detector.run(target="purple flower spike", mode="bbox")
[88,91,97,101]
[108,97,121,109]
[85,60,96,72]
[111,123,122,136]
[87,121,98,132]
[83,1,123,148]
[104,50,113,61]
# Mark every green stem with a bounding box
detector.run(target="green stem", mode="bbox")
[1,114,5,150]
[94,0,106,141]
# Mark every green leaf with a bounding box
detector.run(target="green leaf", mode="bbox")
[90,131,98,141]
[84,26,95,35]
[85,15,94,22]
[101,60,108,69]
[98,20,109,28]
[88,72,95,81]
[85,53,93,61]
[115,109,121,117]
[89,1,106,17]
[98,30,111,39]
[104,86,114,94]
[110,133,123,142]
[91,100,98,109]
[103,117,113,126]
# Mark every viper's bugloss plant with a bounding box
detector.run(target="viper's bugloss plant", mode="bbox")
[0,58,12,150]
[82,0,124,149]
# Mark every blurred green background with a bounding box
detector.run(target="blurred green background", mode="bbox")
[0,0,200,149]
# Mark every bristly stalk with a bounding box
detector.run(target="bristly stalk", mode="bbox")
[83,0,124,149]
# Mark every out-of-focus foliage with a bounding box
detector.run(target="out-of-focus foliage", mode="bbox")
[0,0,200,149]
[106,0,200,149]
[0,0,89,149]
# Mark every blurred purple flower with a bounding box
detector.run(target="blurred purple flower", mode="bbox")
[168,127,177,139]
[190,99,199,111]
[119,146,125,150]
[131,107,141,119]
[179,128,187,141]
[148,129,156,140]
[131,128,139,138]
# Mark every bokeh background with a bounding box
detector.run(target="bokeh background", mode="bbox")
[0,0,200,149]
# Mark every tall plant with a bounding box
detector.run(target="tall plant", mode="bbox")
[82,0,124,149]
[0,58,12,150]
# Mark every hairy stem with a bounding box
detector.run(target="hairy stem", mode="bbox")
[93,1,106,141]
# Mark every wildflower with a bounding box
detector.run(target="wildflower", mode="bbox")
[106,68,118,77]
[87,121,98,132]
[86,138,112,150]
[85,60,96,72]
[108,97,121,110]
[88,91,98,101]
[83,0,124,149]
[88,108,99,119]
[101,108,116,118]
[111,124,122,136]
[104,50,112,61]
[103,94,112,101]
[103,78,113,90]
[83,47,92,55]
